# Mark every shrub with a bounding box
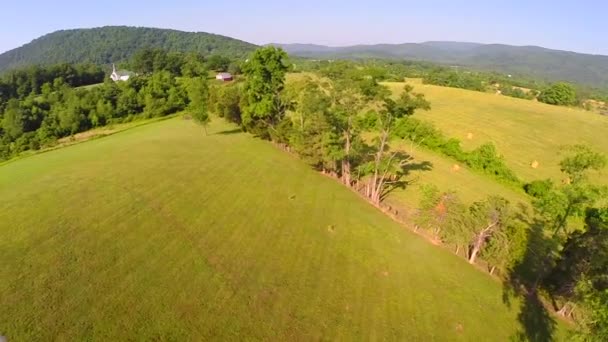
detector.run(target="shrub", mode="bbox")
[524,179,554,198]
[538,82,577,106]
[392,117,520,185]
[465,143,519,184]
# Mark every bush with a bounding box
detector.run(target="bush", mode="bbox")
[392,117,520,185]
[524,179,554,198]
[465,143,519,184]
[423,70,486,92]
[538,82,577,106]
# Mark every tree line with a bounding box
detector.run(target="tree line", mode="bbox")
[126,48,242,76]
[0,63,104,102]
[297,58,605,108]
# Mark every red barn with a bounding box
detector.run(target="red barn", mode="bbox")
[215,72,233,82]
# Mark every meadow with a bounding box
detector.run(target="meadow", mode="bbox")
[385,79,608,184]
[0,118,565,340]
[375,79,608,215]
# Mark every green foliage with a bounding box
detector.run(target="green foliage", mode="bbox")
[483,218,529,275]
[206,55,231,72]
[524,179,554,198]
[384,84,431,118]
[466,143,519,184]
[0,26,255,71]
[142,71,188,118]
[209,83,243,125]
[499,85,537,100]
[416,185,467,247]
[0,61,204,161]
[531,146,607,233]
[423,69,486,92]
[546,207,608,299]
[392,117,520,185]
[186,77,210,131]
[241,47,289,138]
[576,280,608,341]
[180,52,208,78]
[285,79,340,169]
[1,99,25,139]
[416,187,525,274]
[560,145,607,184]
[0,63,104,101]
[538,82,577,106]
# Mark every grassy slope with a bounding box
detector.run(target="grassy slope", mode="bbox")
[384,79,608,183]
[0,118,564,340]
[387,143,528,209]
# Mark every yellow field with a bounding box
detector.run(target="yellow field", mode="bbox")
[386,142,528,209]
[384,79,608,184]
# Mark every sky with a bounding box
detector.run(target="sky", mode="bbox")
[1,0,606,55]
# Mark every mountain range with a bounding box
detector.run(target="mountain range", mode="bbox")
[2,26,608,88]
[272,42,608,88]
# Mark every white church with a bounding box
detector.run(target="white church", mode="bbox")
[110,64,133,82]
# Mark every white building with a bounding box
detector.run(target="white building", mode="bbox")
[110,64,133,82]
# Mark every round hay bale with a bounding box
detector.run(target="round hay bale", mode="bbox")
[466,132,473,140]
[531,160,539,169]
[451,164,461,172]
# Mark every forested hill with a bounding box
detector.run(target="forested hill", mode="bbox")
[272,41,608,88]
[0,26,257,71]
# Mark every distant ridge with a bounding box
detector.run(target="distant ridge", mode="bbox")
[271,41,608,87]
[3,26,608,88]
[0,26,257,71]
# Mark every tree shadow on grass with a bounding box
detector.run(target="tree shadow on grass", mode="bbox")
[216,128,243,135]
[380,154,433,201]
[404,160,433,173]
[502,204,559,342]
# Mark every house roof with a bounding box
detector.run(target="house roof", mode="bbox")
[216,72,232,78]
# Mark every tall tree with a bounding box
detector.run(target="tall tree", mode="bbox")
[466,196,512,265]
[187,77,210,135]
[545,207,608,313]
[241,47,289,139]
[533,145,607,233]
[1,99,25,139]
[328,79,367,186]
[286,77,341,171]
[365,84,430,204]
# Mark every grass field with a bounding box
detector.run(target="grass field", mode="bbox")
[0,118,566,340]
[386,142,529,209]
[384,79,608,184]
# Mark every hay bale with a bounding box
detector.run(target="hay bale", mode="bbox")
[531,160,539,169]
[466,132,474,140]
[451,164,461,172]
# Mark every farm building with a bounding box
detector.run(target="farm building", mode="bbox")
[215,72,233,81]
[110,64,133,82]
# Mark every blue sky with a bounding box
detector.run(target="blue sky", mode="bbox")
[1,0,606,54]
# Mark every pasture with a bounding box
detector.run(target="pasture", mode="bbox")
[384,79,608,184]
[0,118,564,340]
